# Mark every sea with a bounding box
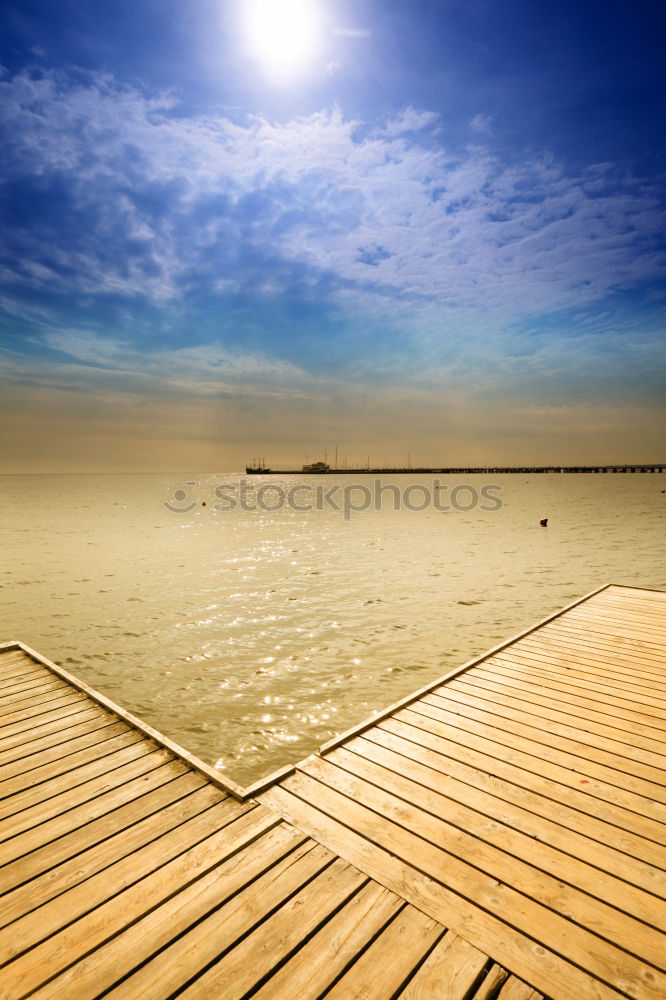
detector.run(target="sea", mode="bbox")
[1,471,664,785]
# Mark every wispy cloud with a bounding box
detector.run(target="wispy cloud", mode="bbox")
[2,67,664,325]
[1,62,665,431]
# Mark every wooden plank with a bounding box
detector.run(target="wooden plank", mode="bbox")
[260,782,626,1000]
[0,691,88,733]
[469,663,666,731]
[0,720,132,789]
[572,602,666,627]
[481,658,666,721]
[298,754,666,970]
[569,604,666,630]
[0,701,107,747]
[11,641,248,801]
[328,743,666,930]
[0,711,117,767]
[0,690,88,730]
[535,630,666,671]
[0,759,194,871]
[172,856,368,1000]
[546,620,665,656]
[320,906,444,1000]
[498,978,544,1000]
[399,932,489,1000]
[413,696,666,807]
[271,770,666,996]
[512,634,666,684]
[0,748,174,842]
[0,731,147,818]
[430,682,666,786]
[104,841,335,1000]
[0,673,66,699]
[0,806,279,1000]
[545,613,666,647]
[33,823,310,1000]
[450,674,666,756]
[0,783,231,936]
[352,728,664,897]
[472,965,509,999]
[400,706,666,843]
[251,882,404,1000]
[380,716,666,871]
[552,608,659,636]
[567,606,666,634]
[432,684,666,776]
[0,659,42,683]
[0,675,63,702]
[594,593,666,615]
[452,673,666,750]
[491,646,666,699]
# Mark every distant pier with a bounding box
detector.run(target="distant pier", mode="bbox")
[246,463,665,475]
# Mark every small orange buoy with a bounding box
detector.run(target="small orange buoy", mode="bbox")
[540,517,548,527]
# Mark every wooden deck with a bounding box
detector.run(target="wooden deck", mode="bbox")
[1,584,664,999]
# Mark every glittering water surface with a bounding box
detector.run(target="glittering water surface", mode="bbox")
[1,472,664,784]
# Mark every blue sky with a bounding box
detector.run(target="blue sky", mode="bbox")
[1,0,664,470]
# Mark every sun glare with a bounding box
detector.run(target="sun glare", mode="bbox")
[243,0,322,81]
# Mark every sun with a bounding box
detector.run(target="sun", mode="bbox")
[242,0,323,82]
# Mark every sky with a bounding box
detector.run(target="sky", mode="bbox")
[1,0,665,471]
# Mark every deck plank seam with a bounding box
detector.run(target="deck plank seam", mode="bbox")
[0,800,267,969]
[224,872,378,1000]
[280,772,666,990]
[0,791,239,929]
[440,682,666,754]
[264,780,642,1000]
[131,843,341,1000]
[422,701,666,790]
[0,724,139,792]
[2,819,308,999]
[399,704,666,831]
[330,740,666,911]
[457,665,666,727]
[317,748,666,937]
[423,691,666,782]
[0,716,126,770]
[357,726,666,891]
[376,715,666,869]
[0,775,214,900]
[0,743,171,827]
[450,675,666,744]
[488,645,666,689]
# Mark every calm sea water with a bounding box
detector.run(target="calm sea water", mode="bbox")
[1,472,664,784]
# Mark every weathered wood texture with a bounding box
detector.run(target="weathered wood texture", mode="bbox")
[260,584,666,1000]
[0,644,495,999]
[2,582,663,998]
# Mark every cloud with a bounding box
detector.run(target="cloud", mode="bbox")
[470,113,492,134]
[1,66,665,383]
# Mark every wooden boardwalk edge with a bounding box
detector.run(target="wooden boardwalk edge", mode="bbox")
[1,582,653,801]
[2,582,664,1000]
[316,582,616,755]
[0,638,248,801]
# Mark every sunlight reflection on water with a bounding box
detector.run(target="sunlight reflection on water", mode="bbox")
[1,472,664,784]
